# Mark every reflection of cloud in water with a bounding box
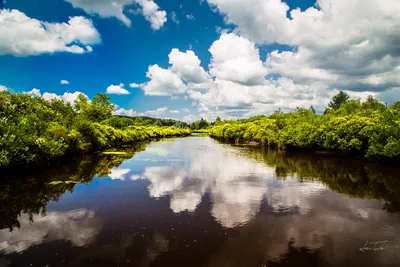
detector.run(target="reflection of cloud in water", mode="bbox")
[266,179,326,214]
[0,209,103,254]
[170,191,203,213]
[142,166,187,198]
[207,190,400,267]
[137,138,278,227]
[108,168,131,180]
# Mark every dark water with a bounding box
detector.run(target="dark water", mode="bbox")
[1,136,400,267]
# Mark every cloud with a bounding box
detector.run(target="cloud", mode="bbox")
[182,114,199,123]
[134,0,400,119]
[66,0,167,30]
[169,110,180,113]
[113,106,168,117]
[129,82,144,88]
[139,33,329,118]
[0,9,100,56]
[144,106,168,116]
[142,64,187,96]
[136,0,167,30]
[61,80,70,85]
[209,33,268,85]
[185,14,195,20]
[170,11,179,24]
[35,90,89,105]
[181,108,189,112]
[106,83,130,95]
[0,209,103,254]
[169,49,211,84]
[0,85,9,92]
[26,88,41,97]
[207,0,400,93]
[138,49,211,96]
[113,108,139,117]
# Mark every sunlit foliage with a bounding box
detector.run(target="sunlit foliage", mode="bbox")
[0,91,190,168]
[209,93,400,161]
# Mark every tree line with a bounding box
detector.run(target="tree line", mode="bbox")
[207,92,400,161]
[0,91,190,168]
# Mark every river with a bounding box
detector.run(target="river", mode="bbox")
[1,136,400,267]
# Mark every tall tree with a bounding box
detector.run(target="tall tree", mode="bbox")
[328,91,349,110]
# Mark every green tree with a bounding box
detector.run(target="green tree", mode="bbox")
[154,119,163,127]
[327,91,350,110]
[214,117,222,125]
[74,93,114,122]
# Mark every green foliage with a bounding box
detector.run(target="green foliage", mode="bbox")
[209,97,400,161]
[0,91,191,168]
[327,90,350,110]
[190,118,210,130]
[107,116,190,128]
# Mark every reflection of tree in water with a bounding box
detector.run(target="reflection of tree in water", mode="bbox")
[264,240,322,267]
[239,146,400,212]
[0,142,147,231]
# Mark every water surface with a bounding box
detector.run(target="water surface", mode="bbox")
[1,136,400,267]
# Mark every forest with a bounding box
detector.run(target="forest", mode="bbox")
[207,92,400,161]
[0,91,190,168]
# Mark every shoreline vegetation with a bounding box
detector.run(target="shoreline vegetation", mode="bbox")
[1,90,399,169]
[0,91,190,169]
[194,92,400,162]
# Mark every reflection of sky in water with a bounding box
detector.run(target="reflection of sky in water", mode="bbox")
[0,209,103,254]
[127,138,325,227]
[1,137,400,267]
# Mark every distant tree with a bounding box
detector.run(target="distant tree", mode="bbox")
[327,91,349,110]
[215,117,222,124]
[74,93,114,122]
[362,95,386,113]
[309,105,316,114]
[190,118,209,130]
[154,119,163,127]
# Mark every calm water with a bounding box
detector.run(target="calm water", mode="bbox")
[1,136,400,267]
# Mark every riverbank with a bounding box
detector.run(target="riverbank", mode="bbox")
[207,102,400,162]
[0,91,191,169]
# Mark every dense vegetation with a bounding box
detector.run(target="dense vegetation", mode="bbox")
[0,91,190,168]
[112,115,189,128]
[208,92,400,161]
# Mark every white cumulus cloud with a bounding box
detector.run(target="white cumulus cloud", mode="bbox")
[142,64,187,96]
[106,83,130,95]
[113,106,168,117]
[209,33,268,85]
[207,0,400,94]
[61,80,70,85]
[138,0,400,119]
[66,0,167,30]
[29,89,89,105]
[26,88,41,97]
[0,85,9,92]
[137,49,212,96]
[0,9,101,56]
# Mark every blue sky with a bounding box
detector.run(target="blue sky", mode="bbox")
[1,0,399,122]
